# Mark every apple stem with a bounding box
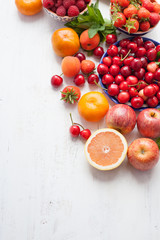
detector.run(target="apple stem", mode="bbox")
[151,112,156,117]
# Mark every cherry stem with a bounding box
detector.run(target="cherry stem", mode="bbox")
[94,80,108,91]
[70,113,74,125]
[74,122,85,130]
[121,49,131,61]
[69,113,85,129]
[60,73,63,77]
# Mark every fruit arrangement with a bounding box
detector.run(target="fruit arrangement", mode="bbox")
[99,36,160,110]
[111,0,160,34]
[15,0,160,173]
[42,0,90,17]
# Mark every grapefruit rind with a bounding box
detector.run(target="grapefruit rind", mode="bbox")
[84,128,128,171]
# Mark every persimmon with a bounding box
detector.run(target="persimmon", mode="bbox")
[15,0,42,16]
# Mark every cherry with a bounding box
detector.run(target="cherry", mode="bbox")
[117,91,130,103]
[136,80,147,90]
[102,56,112,67]
[120,66,132,77]
[119,39,131,48]
[97,64,108,75]
[119,81,129,91]
[146,48,157,61]
[131,97,144,108]
[136,47,146,57]
[132,36,144,47]
[51,75,63,87]
[156,45,160,52]
[80,129,91,140]
[119,48,128,58]
[146,96,159,107]
[107,45,118,57]
[127,42,138,53]
[134,68,146,80]
[88,74,99,84]
[126,76,138,85]
[74,74,85,86]
[123,56,134,66]
[130,58,142,71]
[102,74,114,85]
[147,62,158,73]
[157,91,160,100]
[144,85,156,97]
[144,40,155,50]
[74,52,86,62]
[145,72,154,84]
[93,46,104,58]
[138,89,148,101]
[154,68,160,81]
[108,83,120,96]
[129,87,138,97]
[114,74,125,85]
[150,83,159,93]
[70,125,80,137]
[109,64,120,76]
[106,34,117,45]
[112,56,123,67]
[140,56,148,68]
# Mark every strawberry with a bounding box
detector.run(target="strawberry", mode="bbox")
[140,21,150,31]
[138,7,150,19]
[123,4,138,18]
[125,18,139,33]
[118,0,130,8]
[142,0,154,12]
[113,12,126,28]
[149,12,159,26]
[153,2,160,14]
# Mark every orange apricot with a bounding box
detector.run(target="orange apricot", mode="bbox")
[61,56,81,77]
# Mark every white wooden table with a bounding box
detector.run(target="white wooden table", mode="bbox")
[0,1,160,239]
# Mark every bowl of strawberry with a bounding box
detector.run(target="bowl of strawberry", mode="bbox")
[98,36,160,110]
[42,0,91,22]
[110,0,160,35]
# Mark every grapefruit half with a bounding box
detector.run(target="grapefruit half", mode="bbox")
[84,128,128,170]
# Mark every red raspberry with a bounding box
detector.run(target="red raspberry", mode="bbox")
[76,0,86,11]
[43,0,55,9]
[140,21,150,31]
[51,6,56,12]
[63,0,75,9]
[55,0,63,7]
[68,5,79,16]
[56,5,66,16]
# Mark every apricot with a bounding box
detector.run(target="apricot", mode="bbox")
[61,56,81,77]
[80,30,100,51]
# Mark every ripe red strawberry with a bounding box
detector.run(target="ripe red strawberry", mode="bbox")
[149,12,160,26]
[125,18,139,33]
[113,12,126,28]
[142,0,154,12]
[123,4,138,18]
[118,0,130,7]
[138,7,150,19]
[153,2,160,14]
[140,21,150,31]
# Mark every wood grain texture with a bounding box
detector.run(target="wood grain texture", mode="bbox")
[0,1,160,239]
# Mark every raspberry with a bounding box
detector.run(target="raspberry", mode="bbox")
[55,0,63,7]
[51,6,56,12]
[43,0,55,9]
[68,5,79,16]
[76,0,86,11]
[63,0,75,9]
[56,5,66,16]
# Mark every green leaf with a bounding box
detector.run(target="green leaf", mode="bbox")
[157,51,160,60]
[155,137,160,149]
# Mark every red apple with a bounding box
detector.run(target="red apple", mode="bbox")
[137,108,160,138]
[106,104,136,134]
[127,138,159,171]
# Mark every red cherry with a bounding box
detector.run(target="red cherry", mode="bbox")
[109,64,120,76]
[119,48,128,58]
[102,74,114,85]
[147,62,158,73]
[144,40,155,50]
[136,47,146,57]
[130,58,142,71]
[123,56,134,66]
[129,87,138,97]
[146,96,159,107]
[127,42,138,53]
[156,45,160,52]
[132,37,144,47]
[131,97,144,108]
[143,85,156,97]
[51,75,63,87]
[114,74,125,84]
[102,56,112,67]
[112,56,123,66]
[136,80,147,90]
[107,45,118,57]
[80,129,91,140]
[117,91,130,103]
[140,56,148,68]
[88,74,99,84]
[70,125,80,137]
[74,74,85,86]
[150,83,159,93]
[93,46,104,58]
[119,39,131,48]
[108,83,120,96]
[106,34,117,45]
[120,66,132,77]
[134,68,146,80]
[74,52,86,62]
[146,48,157,61]
[97,64,108,75]
[157,91,160,100]
[154,68,160,81]
[119,81,129,91]
[126,76,138,85]
[145,72,154,84]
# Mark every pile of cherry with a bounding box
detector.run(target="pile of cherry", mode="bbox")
[97,36,160,109]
